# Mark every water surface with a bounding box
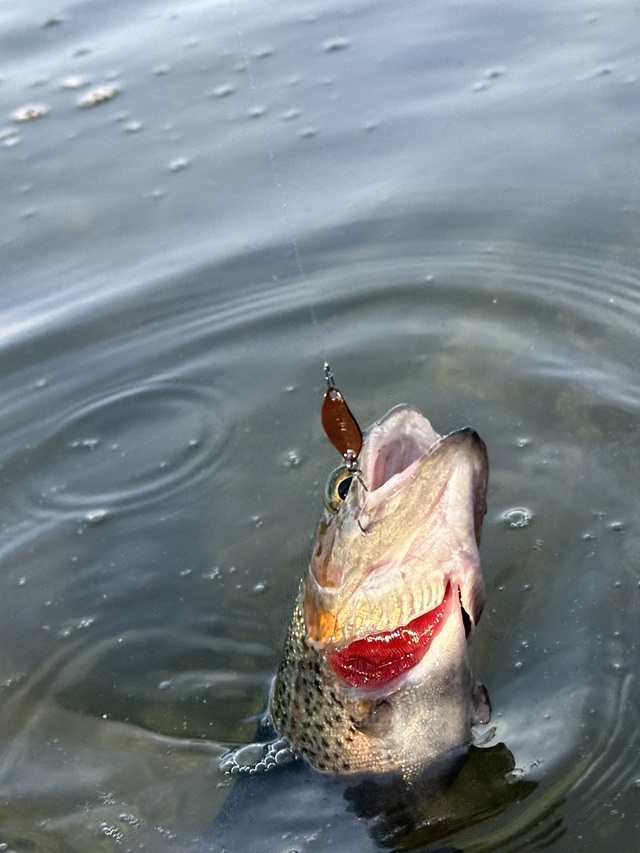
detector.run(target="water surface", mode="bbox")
[1,0,639,850]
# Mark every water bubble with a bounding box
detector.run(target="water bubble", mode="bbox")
[60,75,88,89]
[69,436,101,450]
[0,128,21,147]
[99,823,123,842]
[77,84,119,108]
[168,156,190,173]
[503,508,533,529]
[210,83,234,98]
[12,104,48,121]
[85,508,108,524]
[281,449,302,469]
[57,615,96,638]
[322,37,349,52]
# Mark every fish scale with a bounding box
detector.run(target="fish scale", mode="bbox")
[271,586,395,774]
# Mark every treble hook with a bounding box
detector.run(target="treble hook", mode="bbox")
[321,362,363,472]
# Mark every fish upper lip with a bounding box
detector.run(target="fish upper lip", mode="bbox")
[358,405,442,494]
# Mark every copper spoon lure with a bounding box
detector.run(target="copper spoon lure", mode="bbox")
[321,362,363,472]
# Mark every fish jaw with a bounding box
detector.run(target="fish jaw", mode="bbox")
[304,406,488,653]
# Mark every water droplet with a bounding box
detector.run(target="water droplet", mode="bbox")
[77,84,119,108]
[485,66,506,79]
[168,156,190,172]
[158,680,172,690]
[99,822,123,842]
[12,104,49,121]
[0,128,22,147]
[322,37,349,52]
[281,449,302,469]
[608,520,625,532]
[85,508,108,524]
[515,437,530,448]
[210,83,234,98]
[503,508,533,529]
[123,119,143,133]
[17,576,27,587]
[247,106,265,119]
[60,75,88,89]
[252,581,267,594]
[69,437,100,451]
[202,567,221,580]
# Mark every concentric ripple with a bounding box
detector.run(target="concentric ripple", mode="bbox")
[30,380,231,517]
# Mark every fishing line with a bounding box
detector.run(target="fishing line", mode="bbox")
[228,1,320,335]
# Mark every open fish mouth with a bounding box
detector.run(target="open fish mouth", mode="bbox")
[357,404,442,496]
[304,405,487,659]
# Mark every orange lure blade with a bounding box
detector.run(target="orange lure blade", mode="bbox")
[321,362,363,469]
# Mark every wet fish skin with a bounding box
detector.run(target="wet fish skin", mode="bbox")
[270,405,489,777]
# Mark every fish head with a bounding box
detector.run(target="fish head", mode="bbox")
[304,404,488,671]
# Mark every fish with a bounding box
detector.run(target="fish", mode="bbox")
[270,402,490,779]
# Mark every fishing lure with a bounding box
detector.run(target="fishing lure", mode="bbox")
[321,362,363,472]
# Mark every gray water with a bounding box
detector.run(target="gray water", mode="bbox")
[1,0,640,850]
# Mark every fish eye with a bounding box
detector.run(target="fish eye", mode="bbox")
[323,466,354,513]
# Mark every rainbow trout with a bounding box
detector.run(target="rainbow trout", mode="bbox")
[270,381,489,779]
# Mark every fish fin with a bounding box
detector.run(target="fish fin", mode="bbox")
[354,699,394,739]
[472,683,491,725]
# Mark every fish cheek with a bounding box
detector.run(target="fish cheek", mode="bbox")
[354,698,394,740]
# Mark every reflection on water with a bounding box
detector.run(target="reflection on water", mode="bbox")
[1,0,640,851]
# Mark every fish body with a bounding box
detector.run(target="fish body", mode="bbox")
[270,405,489,778]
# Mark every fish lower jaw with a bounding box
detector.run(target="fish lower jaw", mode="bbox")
[325,583,467,694]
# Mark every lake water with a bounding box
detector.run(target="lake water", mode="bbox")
[1,0,640,850]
